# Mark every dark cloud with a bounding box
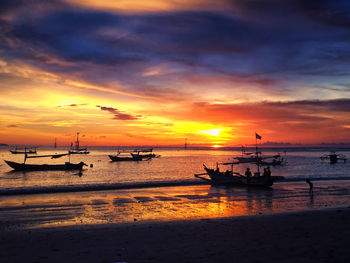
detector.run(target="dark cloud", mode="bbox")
[1,0,350,99]
[296,0,350,28]
[7,124,18,128]
[97,105,141,120]
[57,103,87,108]
[272,99,350,112]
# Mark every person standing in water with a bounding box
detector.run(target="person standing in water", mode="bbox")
[306,179,313,194]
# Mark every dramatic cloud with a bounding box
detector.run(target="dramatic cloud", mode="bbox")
[1,0,350,145]
[1,0,350,99]
[97,105,141,120]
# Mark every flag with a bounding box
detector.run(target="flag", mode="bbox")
[255,133,262,140]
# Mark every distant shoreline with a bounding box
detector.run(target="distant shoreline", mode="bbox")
[2,144,350,149]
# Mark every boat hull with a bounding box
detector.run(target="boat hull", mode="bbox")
[203,167,276,187]
[69,150,90,154]
[4,160,86,171]
[130,153,157,159]
[108,155,142,162]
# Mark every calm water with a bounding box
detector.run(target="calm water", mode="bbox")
[1,146,350,229]
[0,146,350,193]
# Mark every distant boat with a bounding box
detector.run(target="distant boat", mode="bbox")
[10,147,37,154]
[109,152,143,162]
[130,148,160,160]
[235,146,257,163]
[234,140,286,166]
[258,154,286,166]
[69,132,90,154]
[4,160,86,171]
[320,152,347,164]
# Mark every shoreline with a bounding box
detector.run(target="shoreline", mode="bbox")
[0,176,349,197]
[1,207,350,262]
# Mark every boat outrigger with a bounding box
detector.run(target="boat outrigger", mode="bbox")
[10,147,37,154]
[4,152,87,171]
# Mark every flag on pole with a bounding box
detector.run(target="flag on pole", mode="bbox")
[255,133,262,140]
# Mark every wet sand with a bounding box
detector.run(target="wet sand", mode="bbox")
[1,207,350,263]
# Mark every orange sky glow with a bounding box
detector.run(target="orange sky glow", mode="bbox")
[1,1,350,146]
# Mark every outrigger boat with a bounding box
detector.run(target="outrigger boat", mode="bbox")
[10,147,37,154]
[234,136,287,166]
[130,148,160,160]
[320,152,347,164]
[258,154,286,166]
[235,146,258,163]
[4,152,86,171]
[195,133,284,187]
[109,151,143,162]
[195,163,284,187]
[69,132,90,154]
[4,160,86,171]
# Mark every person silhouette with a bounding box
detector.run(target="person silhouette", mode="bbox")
[245,168,252,184]
[267,166,271,177]
[306,179,313,194]
[263,168,268,177]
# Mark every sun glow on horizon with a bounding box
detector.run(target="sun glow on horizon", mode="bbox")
[198,129,222,137]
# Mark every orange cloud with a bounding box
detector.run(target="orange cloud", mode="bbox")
[64,0,230,13]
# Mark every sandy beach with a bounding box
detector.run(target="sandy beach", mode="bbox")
[1,207,349,263]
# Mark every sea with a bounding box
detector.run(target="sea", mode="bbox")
[0,146,350,229]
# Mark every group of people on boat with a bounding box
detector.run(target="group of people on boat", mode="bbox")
[244,166,271,178]
[244,166,271,185]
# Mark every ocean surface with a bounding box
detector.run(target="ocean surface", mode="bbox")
[0,146,350,228]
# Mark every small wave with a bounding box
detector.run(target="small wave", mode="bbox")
[1,176,349,196]
[280,176,350,182]
[0,180,207,196]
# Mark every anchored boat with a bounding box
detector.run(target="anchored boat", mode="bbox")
[69,132,90,154]
[4,160,86,171]
[131,148,160,160]
[320,152,347,164]
[109,152,143,162]
[4,152,87,171]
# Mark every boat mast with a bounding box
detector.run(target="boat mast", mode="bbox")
[24,149,27,164]
[255,133,262,174]
[54,138,57,148]
[75,132,80,150]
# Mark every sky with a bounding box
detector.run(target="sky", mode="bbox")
[0,0,350,146]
